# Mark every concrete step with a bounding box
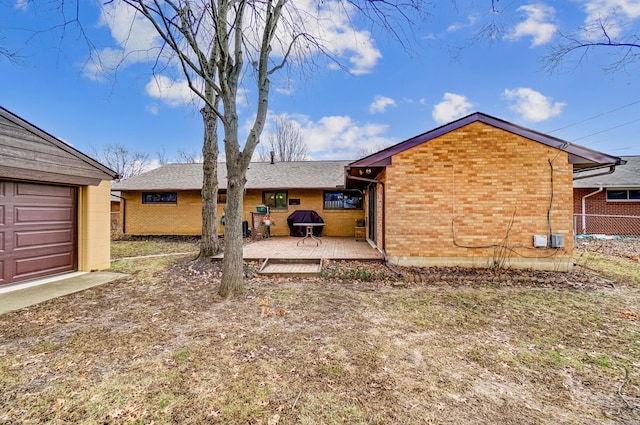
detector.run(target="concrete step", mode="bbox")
[258,258,323,277]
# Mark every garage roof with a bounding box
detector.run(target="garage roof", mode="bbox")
[0,106,117,185]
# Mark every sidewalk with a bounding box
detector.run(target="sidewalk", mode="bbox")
[0,271,127,315]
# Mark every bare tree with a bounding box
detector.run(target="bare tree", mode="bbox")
[543,16,640,74]
[107,0,423,297]
[476,5,640,75]
[199,96,220,259]
[258,117,308,162]
[156,145,169,165]
[356,142,392,159]
[0,42,22,65]
[176,147,203,163]
[91,143,151,182]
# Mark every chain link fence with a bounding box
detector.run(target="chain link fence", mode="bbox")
[574,214,640,237]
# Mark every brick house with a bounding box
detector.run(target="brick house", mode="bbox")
[112,161,365,237]
[345,112,624,271]
[573,156,639,235]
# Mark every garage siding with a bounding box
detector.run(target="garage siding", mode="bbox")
[0,181,77,285]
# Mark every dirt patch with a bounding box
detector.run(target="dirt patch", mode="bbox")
[576,237,640,262]
[1,239,639,424]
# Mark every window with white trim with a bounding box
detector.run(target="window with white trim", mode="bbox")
[606,189,640,201]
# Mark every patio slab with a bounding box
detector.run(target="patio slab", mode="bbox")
[215,236,384,261]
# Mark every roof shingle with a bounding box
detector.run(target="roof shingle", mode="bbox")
[112,161,350,191]
[573,156,640,188]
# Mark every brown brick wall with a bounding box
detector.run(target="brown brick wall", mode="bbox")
[122,188,364,237]
[573,188,640,235]
[381,121,574,270]
[573,188,640,216]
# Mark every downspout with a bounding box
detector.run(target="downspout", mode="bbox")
[580,187,603,234]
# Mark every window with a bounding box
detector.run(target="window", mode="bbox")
[217,192,227,204]
[323,190,363,210]
[606,189,640,202]
[263,191,288,210]
[142,192,177,204]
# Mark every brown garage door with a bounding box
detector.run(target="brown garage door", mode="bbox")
[0,181,77,286]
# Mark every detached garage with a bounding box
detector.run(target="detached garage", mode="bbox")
[0,106,117,286]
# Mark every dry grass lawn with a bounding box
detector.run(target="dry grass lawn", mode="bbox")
[1,236,639,424]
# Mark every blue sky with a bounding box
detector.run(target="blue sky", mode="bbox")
[1,0,639,168]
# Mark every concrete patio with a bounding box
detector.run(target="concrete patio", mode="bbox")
[215,236,384,261]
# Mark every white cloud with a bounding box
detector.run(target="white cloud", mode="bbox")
[507,4,558,47]
[369,96,396,114]
[274,80,295,96]
[146,104,159,115]
[583,0,640,39]
[13,0,28,11]
[97,3,160,51]
[273,0,382,75]
[83,3,163,81]
[503,87,565,122]
[142,159,161,173]
[447,15,478,32]
[432,93,473,124]
[144,76,195,107]
[93,0,383,89]
[266,113,394,159]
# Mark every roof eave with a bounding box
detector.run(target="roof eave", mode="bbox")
[0,106,118,180]
[348,112,626,169]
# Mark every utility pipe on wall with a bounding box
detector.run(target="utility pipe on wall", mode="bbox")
[581,187,603,234]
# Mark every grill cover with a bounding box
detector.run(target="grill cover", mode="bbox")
[287,210,325,237]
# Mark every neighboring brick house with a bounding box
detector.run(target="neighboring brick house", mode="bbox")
[112,161,365,237]
[110,191,122,231]
[345,112,624,271]
[573,156,639,235]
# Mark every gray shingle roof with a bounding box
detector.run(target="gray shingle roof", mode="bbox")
[112,161,350,191]
[574,156,640,188]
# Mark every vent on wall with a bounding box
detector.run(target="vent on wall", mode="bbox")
[533,235,547,248]
[550,234,565,248]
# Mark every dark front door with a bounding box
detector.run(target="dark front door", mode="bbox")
[0,181,77,285]
[367,183,376,242]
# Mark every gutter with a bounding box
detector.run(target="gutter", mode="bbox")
[580,187,603,234]
[573,164,617,180]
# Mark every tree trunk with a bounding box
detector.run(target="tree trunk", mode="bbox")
[218,159,246,298]
[198,103,220,258]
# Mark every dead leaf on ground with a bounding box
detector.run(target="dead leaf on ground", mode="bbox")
[619,309,639,321]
